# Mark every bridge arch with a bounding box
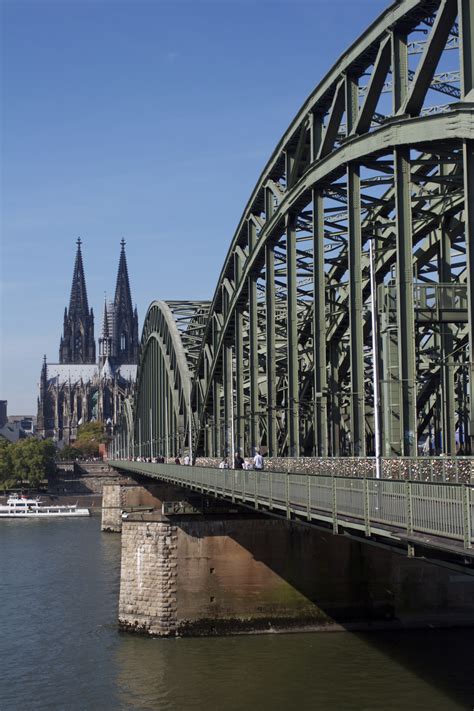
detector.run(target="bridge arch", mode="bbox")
[134,301,210,458]
[122,0,474,461]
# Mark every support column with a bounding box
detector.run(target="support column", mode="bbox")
[380,290,402,457]
[265,239,277,456]
[460,3,474,451]
[394,147,417,455]
[213,380,222,457]
[248,221,260,453]
[119,518,178,635]
[223,343,233,457]
[286,213,300,456]
[439,223,456,454]
[234,250,245,455]
[235,308,245,455]
[391,30,408,113]
[347,163,365,455]
[313,189,328,455]
[463,139,474,453]
[460,0,474,102]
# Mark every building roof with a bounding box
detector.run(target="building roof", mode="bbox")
[46,362,137,386]
[0,422,27,443]
[47,364,98,386]
[116,364,137,381]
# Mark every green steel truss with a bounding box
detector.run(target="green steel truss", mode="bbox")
[124,0,474,461]
[132,301,210,458]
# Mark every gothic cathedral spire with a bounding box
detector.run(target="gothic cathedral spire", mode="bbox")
[113,239,139,365]
[59,238,96,364]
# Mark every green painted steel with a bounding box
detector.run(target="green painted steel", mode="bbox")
[110,460,474,555]
[116,0,474,462]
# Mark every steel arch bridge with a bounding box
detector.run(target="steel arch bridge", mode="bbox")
[123,0,474,463]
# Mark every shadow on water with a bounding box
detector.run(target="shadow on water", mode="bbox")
[125,479,474,708]
[113,628,474,711]
[351,627,474,709]
[134,489,474,710]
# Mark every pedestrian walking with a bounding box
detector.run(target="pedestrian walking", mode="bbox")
[253,449,264,470]
[234,452,244,470]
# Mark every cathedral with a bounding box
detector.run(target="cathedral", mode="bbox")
[37,238,139,444]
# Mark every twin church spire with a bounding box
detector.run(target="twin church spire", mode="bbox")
[59,239,139,366]
[59,238,95,364]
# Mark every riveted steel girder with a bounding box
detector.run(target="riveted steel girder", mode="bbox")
[118,0,474,461]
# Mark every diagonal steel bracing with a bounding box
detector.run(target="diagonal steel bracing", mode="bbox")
[117,0,474,462]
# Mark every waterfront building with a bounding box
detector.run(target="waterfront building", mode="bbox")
[36,239,139,444]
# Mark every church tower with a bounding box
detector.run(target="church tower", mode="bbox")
[113,239,139,365]
[59,238,96,364]
[99,297,114,367]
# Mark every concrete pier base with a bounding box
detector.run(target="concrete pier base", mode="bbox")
[118,512,474,636]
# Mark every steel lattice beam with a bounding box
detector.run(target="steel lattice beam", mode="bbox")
[116,0,474,462]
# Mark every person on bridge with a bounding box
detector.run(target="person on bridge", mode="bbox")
[219,457,229,469]
[183,454,190,465]
[234,452,244,469]
[253,449,264,470]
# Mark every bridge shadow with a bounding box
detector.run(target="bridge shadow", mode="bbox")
[184,514,474,708]
[130,476,474,707]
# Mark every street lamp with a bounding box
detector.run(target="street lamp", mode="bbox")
[369,237,382,479]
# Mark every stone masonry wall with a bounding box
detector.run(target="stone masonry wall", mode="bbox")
[101,484,123,532]
[118,513,474,637]
[102,482,193,532]
[119,520,178,635]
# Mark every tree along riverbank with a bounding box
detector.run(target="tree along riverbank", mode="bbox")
[0,438,56,491]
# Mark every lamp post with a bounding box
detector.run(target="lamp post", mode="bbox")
[150,408,153,460]
[164,392,169,460]
[230,352,235,460]
[369,237,382,479]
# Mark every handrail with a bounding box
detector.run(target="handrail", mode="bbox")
[111,461,473,552]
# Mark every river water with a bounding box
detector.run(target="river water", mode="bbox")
[0,516,472,710]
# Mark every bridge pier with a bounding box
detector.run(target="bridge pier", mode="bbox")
[101,481,187,532]
[117,509,474,636]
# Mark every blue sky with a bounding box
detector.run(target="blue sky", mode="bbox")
[1,0,387,414]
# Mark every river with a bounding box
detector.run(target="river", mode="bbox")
[0,516,472,710]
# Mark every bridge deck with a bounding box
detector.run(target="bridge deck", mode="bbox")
[111,460,474,568]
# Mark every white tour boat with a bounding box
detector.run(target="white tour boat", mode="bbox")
[0,494,90,518]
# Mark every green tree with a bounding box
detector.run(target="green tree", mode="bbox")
[73,421,107,458]
[11,438,56,487]
[0,438,13,488]
[57,444,79,461]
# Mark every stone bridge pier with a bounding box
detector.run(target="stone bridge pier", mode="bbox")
[102,480,474,636]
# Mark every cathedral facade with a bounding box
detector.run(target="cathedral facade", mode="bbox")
[37,239,139,444]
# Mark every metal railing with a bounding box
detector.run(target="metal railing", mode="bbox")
[190,456,474,483]
[111,461,473,551]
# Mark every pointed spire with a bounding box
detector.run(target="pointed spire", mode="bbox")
[60,239,96,364]
[114,238,133,315]
[101,296,110,338]
[101,356,114,380]
[68,237,90,316]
